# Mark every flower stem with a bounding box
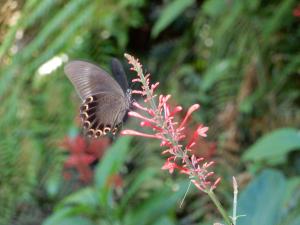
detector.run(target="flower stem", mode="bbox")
[232,177,238,225]
[207,190,232,225]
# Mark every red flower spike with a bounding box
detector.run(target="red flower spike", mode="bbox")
[210,177,221,191]
[151,82,160,91]
[132,101,148,111]
[187,124,209,149]
[170,106,183,117]
[140,121,163,132]
[162,148,178,155]
[132,90,145,95]
[162,160,177,174]
[179,104,200,129]
[121,129,162,139]
[122,53,220,193]
[147,109,156,117]
[132,78,141,82]
[205,172,215,178]
[128,111,156,123]
[160,140,174,148]
[196,124,209,137]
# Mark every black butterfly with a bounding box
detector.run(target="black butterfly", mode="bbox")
[64,58,131,138]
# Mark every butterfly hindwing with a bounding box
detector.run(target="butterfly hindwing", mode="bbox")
[80,92,128,138]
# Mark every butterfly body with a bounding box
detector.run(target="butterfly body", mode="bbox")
[64,59,131,138]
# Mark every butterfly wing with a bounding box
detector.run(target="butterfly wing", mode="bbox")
[64,60,129,138]
[111,58,128,93]
[80,92,128,138]
[64,60,125,100]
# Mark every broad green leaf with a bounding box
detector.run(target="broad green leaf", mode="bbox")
[153,216,175,225]
[243,128,300,163]
[237,169,287,225]
[95,136,132,204]
[43,208,72,225]
[282,178,300,224]
[24,0,57,28]
[29,5,94,72]
[60,187,98,208]
[45,173,63,198]
[43,208,81,225]
[55,217,95,225]
[125,181,189,225]
[283,177,300,205]
[263,0,296,39]
[120,168,157,207]
[201,59,234,91]
[151,0,194,38]
[43,213,95,225]
[289,216,300,225]
[21,0,88,61]
[202,0,228,17]
[44,204,98,225]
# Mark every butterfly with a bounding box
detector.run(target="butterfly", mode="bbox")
[64,58,131,138]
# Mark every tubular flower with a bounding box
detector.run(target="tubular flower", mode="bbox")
[121,53,220,193]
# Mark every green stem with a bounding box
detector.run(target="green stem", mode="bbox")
[207,190,232,225]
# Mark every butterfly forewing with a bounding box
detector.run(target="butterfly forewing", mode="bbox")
[64,60,125,100]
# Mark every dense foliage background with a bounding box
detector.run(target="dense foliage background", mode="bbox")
[0,0,299,225]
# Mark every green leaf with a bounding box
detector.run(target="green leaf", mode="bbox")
[151,0,195,38]
[281,177,300,223]
[152,216,175,225]
[29,4,94,72]
[120,168,157,207]
[45,173,63,198]
[284,177,300,205]
[237,169,287,225]
[289,216,300,225]
[125,181,189,225]
[60,187,98,208]
[43,213,95,225]
[243,128,300,163]
[43,208,94,225]
[21,0,89,61]
[95,136,132,204]
[202,0,228,17]
[263,0,296,39]
[201,59,234,91]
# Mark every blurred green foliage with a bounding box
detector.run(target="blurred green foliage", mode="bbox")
[0,0,299,225]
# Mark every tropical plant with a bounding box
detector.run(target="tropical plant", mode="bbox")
[0,0,299,224]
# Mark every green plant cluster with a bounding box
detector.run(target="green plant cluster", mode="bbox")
[0,0,299,225]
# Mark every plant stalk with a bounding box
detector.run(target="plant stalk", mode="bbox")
[207,190,232,225]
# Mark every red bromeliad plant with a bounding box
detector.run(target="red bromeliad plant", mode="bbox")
[121,54,232,225]
[293,4,300,17]
[62,135,110,183]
